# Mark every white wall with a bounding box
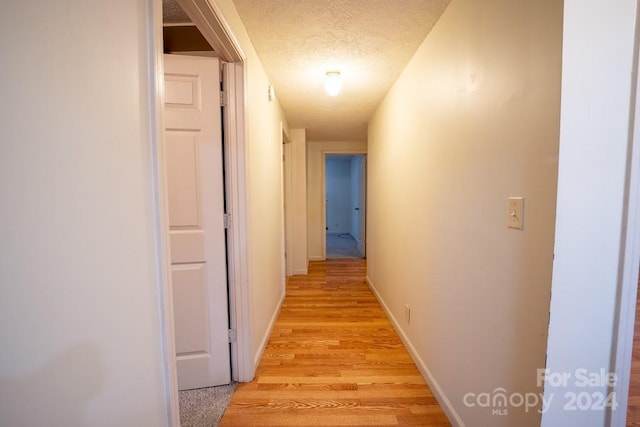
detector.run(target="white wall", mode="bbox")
[307,141,367,260]
[0,1,170,426]
[214,0,289,369]
[290,129,309,275]
[542,1,639,426]
[367,0,562,425]
[326,156,353,234]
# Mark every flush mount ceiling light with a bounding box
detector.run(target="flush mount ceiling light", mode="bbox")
[324,71,342,96]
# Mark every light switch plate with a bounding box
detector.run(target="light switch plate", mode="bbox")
[507,197,524,230]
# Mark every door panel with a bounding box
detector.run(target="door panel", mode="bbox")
[170,230,205,264]
[172,264,208,354]
[164,54,230,390]
[166,132,200,226]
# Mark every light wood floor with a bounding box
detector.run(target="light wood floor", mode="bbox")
[627,275,640,426]
[220,258,450,426]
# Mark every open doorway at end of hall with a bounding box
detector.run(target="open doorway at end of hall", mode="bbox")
[325,154,366,259]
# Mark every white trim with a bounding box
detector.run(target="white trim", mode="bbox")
[149,1,180,425]
[175,0,245,62]
[321,154,326,259]
[321,149,367,259]
[360,155,367,258]
[283,134,294,277]
[366,275,463,427]
[253,292,286,369]
[611,3,640,424]
[222,62,253,382]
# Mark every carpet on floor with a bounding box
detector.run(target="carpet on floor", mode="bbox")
[179,382,237,427]
[326,233,362,258]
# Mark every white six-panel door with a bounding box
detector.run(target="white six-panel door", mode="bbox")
[164,54,230,389]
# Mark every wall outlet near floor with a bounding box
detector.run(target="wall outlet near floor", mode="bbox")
[405,304,411,324]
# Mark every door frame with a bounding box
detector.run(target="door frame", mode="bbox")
[321,150,367,259]
[149,1,250,425]
[358,155,367,258]
[282,130,293,277]
[610,7,640,422]
[220,61,252,384]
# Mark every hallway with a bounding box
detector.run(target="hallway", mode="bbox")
[220,259,450,426]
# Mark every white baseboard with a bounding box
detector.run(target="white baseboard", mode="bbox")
[253,290,286,369]
[365,275,465,427]
[309,255,324,261]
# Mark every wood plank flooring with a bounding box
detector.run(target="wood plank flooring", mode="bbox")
[220,258,450,426]
[627,275,640,426]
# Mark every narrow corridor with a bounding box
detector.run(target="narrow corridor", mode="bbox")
[220,259,450,426]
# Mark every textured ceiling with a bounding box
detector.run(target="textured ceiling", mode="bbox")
[233,0,451,141]
[162,0,192,24]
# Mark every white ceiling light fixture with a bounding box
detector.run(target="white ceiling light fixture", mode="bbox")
[324,71,342,96]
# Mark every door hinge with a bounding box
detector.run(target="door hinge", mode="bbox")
[220,91,227,107]
[228,329,237,343]
[223,213,231,229]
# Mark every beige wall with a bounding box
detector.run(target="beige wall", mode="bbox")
[367,0,562,425]
[0,1,170,425]
[307,140,367,260]
[215,0,289,368]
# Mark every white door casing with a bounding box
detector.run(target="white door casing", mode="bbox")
[357,155,367,257]
[164,54,230,389]
[283,134,293,277]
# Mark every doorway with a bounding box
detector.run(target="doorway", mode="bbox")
[155,0,250,425]
[325,154,366,259]
[163,53,231,389]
